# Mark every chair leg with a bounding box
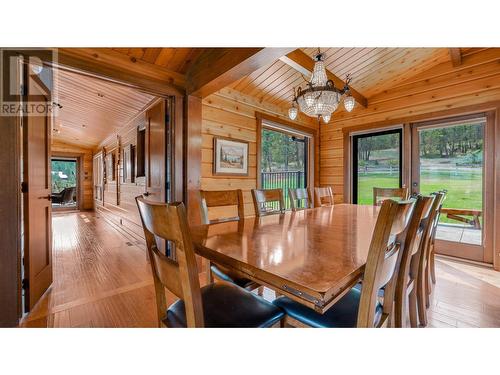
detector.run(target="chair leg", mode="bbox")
[417,277,428,327]
[430,249,436,284]
[257,286,264,296]
[408,287,418,328]
[206,260,214,285]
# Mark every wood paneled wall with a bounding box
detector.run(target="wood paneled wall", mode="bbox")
[51,140,94,210]
[320,48,500,203]
[96,98,162,240]
[200,88,318,217]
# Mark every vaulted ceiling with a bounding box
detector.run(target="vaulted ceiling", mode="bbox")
[230,48,454,108]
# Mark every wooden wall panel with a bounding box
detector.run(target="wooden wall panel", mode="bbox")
[51,140,94,210]
[96,99,162,239]
[201,89,317,217]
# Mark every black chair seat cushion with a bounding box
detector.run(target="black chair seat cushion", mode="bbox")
[210,264,256,289]
[273,287,382,328]
[165,281,284,328]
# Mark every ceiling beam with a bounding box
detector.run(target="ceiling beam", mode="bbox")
[449,48,462,67]
[279,49,368,108]
[186,48,295,97]
[56,48,185,96]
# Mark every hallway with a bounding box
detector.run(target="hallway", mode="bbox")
[21,211,500,328]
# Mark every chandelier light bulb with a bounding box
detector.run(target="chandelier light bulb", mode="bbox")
[322,114,331,123]
[344,94,355,112]
[288,106,298,120]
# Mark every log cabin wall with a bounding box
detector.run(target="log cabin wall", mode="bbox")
[200,88,318,218]
[51,140,94,210]
[95,98,163,240]
[320,48,500,203]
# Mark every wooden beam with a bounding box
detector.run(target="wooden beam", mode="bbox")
[280,49,368,108]
[56,48,185,96]
[186,48,295,97]
[449,48,462,67]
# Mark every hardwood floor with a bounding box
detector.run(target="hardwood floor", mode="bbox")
[20,211,500,328]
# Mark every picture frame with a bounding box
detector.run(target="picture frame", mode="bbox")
[213,137,249,176]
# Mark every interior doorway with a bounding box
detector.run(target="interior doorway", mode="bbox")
[51,157,78,210]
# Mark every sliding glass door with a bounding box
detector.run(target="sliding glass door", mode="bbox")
[352,129,403,204]
[411,116,487,262]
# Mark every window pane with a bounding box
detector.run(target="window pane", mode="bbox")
[418,122,484,246]
[354,131,401,205]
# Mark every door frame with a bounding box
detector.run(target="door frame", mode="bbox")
[351,127,404,204]
[410,112,495,264]
[50,154,82,211]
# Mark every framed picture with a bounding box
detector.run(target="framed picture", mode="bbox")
[213,137,249,176]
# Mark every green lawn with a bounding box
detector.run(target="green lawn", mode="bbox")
[357,169,483,224]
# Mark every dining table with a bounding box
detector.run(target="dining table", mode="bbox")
[190,204,381,314]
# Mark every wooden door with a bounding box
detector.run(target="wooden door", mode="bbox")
[145,100,166,202]
[23,63,53,311]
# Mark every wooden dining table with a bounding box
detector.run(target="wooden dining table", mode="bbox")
[190,204,380,314]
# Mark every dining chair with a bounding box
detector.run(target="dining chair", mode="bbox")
[373,187,409,206]
[428,190,447,287]
[413,191,446,327]
[252,188,285,216]
[199,189,260,292]
[135,197,284,328]
[314,186,334,207]
[289,188,312,211]
[273,198,416,328]
[393,195,435,328]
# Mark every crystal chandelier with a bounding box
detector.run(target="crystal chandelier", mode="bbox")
[288,51,355,124]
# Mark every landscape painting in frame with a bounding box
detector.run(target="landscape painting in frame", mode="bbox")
[213,137,249,176]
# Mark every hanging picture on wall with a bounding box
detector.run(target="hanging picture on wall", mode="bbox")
[213,137,249,176]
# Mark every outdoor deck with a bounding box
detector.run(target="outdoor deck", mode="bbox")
[435,224,482,245]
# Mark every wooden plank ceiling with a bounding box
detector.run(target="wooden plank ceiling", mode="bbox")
[52,68,155,149]
[111,48,203,74]
[230,48,454,108]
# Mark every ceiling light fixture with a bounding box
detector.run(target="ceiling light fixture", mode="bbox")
[288,49,355,124]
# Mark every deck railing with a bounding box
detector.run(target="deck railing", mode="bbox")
[261,170,305,209]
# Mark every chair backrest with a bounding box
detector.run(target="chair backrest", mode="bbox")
[199,189,244,224]
[429,190,447,245]
[289,188,312,211]
[373,187,409,206]
[357,198,416,328]
[410,192,446,281]
[314,186,334,207]
[135,197,204,327]
[251,188,285,217]
[63,186,76,203]
[392,195,435,323]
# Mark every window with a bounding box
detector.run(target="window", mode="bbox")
[259,120,313,209]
